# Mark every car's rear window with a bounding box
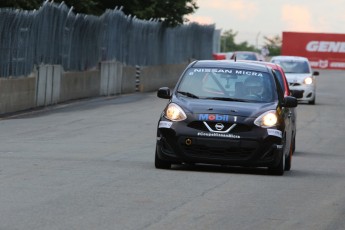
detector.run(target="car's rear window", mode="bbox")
[177,68,277,103]
[272,60,310,74]
[236,53,257,60]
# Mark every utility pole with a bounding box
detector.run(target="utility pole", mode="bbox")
[256,31,261,50]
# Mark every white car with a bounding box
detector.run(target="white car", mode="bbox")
[270,56,319,104]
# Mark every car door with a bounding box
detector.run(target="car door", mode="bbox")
[273,70,293,155]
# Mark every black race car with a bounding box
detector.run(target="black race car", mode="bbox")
[155,60,297,175]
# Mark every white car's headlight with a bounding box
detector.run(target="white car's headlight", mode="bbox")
[254,110,278,128]
[164,103,187,121]
[304,77,313,85]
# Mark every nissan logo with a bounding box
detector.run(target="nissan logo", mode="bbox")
[215,123,224,131]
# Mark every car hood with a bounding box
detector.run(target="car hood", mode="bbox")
[173,96,277,118]
[284,73,311,83]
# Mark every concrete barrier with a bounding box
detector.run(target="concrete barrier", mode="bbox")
[121,65,137,94]
[100,61,122,96]
[139,62,188,92]
[60,69,100,102]
[0,75,36,115]
[36,65,62,106]
[0,61,189,116]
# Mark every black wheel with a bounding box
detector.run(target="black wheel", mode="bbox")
[308,96,315,105]
[268,136,286,176]
[284,143,293,171]
[292,135,296,154]
[268,152,285,175]
[155,147,171,169]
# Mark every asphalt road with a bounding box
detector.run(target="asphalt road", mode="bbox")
[0,69,345,230]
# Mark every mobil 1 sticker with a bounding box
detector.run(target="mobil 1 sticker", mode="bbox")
[198,113,230,122]
[197,114,238,122]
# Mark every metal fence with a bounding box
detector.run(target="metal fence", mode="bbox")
[0,1,215,78]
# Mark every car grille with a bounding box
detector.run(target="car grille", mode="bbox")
[179,138,259,160]
[289,82,301,86]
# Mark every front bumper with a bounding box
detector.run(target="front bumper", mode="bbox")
[156,120,284,168]
[289,84,315,102]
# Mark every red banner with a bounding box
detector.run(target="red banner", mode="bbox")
[282,32,345,69]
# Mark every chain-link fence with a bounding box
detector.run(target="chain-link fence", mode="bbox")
[0,1,215,78]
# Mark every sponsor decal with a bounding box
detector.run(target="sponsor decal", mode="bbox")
[306,41,345,53]
[198,114,229,121]
[276,145,283,149]
[318,60,329,69]
[234,70,263,76]
[330,62,345,68]
[267,129,282,138]
[193,68,263,76]
[282,32,345,70]
[197,132,240,139]
[159,121,173,128]
[309,59,345,69]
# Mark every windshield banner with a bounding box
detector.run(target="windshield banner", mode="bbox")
[282,31,345,70]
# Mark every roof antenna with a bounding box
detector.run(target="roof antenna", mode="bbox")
[234,54,237,62]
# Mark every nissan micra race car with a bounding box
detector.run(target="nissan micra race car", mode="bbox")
[155,60,298,175]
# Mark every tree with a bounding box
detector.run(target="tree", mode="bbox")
[221,29,257,52]
[97,0,198,26]
[0,0,198,27]
[0,0,98,14]
[263,35,282,56]
[0,0,41,10]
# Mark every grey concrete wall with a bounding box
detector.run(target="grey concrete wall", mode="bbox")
[139,62,188,92]
[0,62,188,116]
[121,66,137,94]
[36,65,62,107]
[60,70,100,102]
[100,62,123,96]
[0,76,36,115]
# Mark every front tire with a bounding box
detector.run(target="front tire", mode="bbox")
[155,147,171,169]
[308,96,315,105]
[284,143,293,171]
[268,152,285,175]
[292,135,296,154]
[268,136,286,176]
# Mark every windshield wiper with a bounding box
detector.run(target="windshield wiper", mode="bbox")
[204,97,248,102]
[177,91,199,99]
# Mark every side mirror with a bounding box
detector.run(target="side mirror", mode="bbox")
[157,87,171,99]
[313,71,319,76]
[290,90,303,99]
[283,96,298,108]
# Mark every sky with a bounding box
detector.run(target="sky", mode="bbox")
[186,0,345,48]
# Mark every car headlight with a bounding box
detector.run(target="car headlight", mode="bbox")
[254,110,278,128]
[304,77,313,85]
[164,103,187,121]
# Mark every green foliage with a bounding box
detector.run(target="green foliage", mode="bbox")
[0,0,42,10]
[0,0,99,14]
[98,0,198,27]
[263,35,282,56]
[220,29,258,52]
[0,0,198,27]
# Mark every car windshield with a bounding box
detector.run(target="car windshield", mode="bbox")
[177,67,276,103]
[272,60,310,73]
